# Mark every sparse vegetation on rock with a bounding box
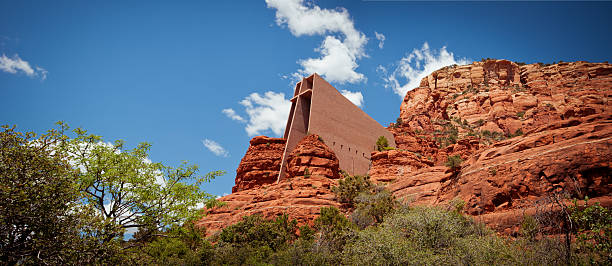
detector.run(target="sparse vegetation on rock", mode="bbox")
[376,135,390,151]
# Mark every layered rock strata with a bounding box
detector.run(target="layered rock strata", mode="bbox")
[200,60,611,236]
[232,136,285,193]
[371,60,612,233]
[198,134,342,236]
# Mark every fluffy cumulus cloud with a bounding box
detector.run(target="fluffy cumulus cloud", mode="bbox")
[239,91,291,137]
[340,89,364,107]
[221,108,245,122]
[202,139,229,157]
[0,54,47,80]
[379,42,468,97]
[374,31,385,49]
[224,92,291,137]
[266,0,367,84]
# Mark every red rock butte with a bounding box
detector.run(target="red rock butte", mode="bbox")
[199,60,612,237]
[279,73,396,181]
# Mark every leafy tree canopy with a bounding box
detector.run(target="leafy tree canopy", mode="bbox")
[0,122,223,264]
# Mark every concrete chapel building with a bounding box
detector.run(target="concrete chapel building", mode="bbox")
[278,73,396,181]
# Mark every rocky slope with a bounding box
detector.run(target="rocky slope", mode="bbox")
[371,60,612,233]
[199,60,611,236]
[196,134,342,236]
[232,136,285,193]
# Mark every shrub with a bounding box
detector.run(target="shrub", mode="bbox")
[314,206,355,257]
[450,198,466,214]
[351,186,397,227]
[520,215,540,241]
[343,206,503,265]
[510,129,523,138]
[517,111,525,118]
[489,167,497,176]
[445,155,463,171]
[217,214,298,252]
[569,198,612,263]
[298,225,315,242]
[205,198,227,209]
[435,123,459,148]
[332,174,373,206]
[385,206,487,250]
[303,167,311,178]
[376,136,389,151]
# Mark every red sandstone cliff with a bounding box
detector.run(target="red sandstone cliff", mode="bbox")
[232,136,285,193]
[197,134,342,236]
[371,60,612,234]
[199,60,611,236]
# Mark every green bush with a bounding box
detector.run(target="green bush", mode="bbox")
[332,174,373,206]
[217,214,298,252]
[314,206,355,259]
[205,198,227,209]
[342,206,511,265]
[445,155,463,171]
[351,186,397,227]
[303,167,311,178]
[520,215,540,241]
[376,136,390,151]
[570,198,612,263]
[489,167,497,176]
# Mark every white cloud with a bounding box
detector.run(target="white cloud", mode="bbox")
[239,91,291,137]
[340,89,364,107]
[202,139,229,157]
[380,42,468,97]
[222,108,245,122]
[374,31,385,49]
[0,54,47,80]
[266,0,367,84]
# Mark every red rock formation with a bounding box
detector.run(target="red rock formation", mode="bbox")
[397,60,611,136]
[232,136,285,193]
[201,60,611,236]
[369,150,433,183]
[438,113,611,232]
[197,174,340,237]
[372,60,612,234]
[198,134,343,236]
[285,134,341,180]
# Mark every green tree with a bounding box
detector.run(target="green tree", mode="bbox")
[0,125,110,264]
[60,123,224,245]
[1,122,223,264]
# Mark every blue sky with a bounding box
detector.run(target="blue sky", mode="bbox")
[1,0,611,196]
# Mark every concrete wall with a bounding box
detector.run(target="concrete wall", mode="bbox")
[278,73,396,181]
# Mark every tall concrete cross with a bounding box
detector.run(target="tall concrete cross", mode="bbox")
[278,73,396,181]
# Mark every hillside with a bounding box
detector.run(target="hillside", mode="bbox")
[197,60,612,236]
